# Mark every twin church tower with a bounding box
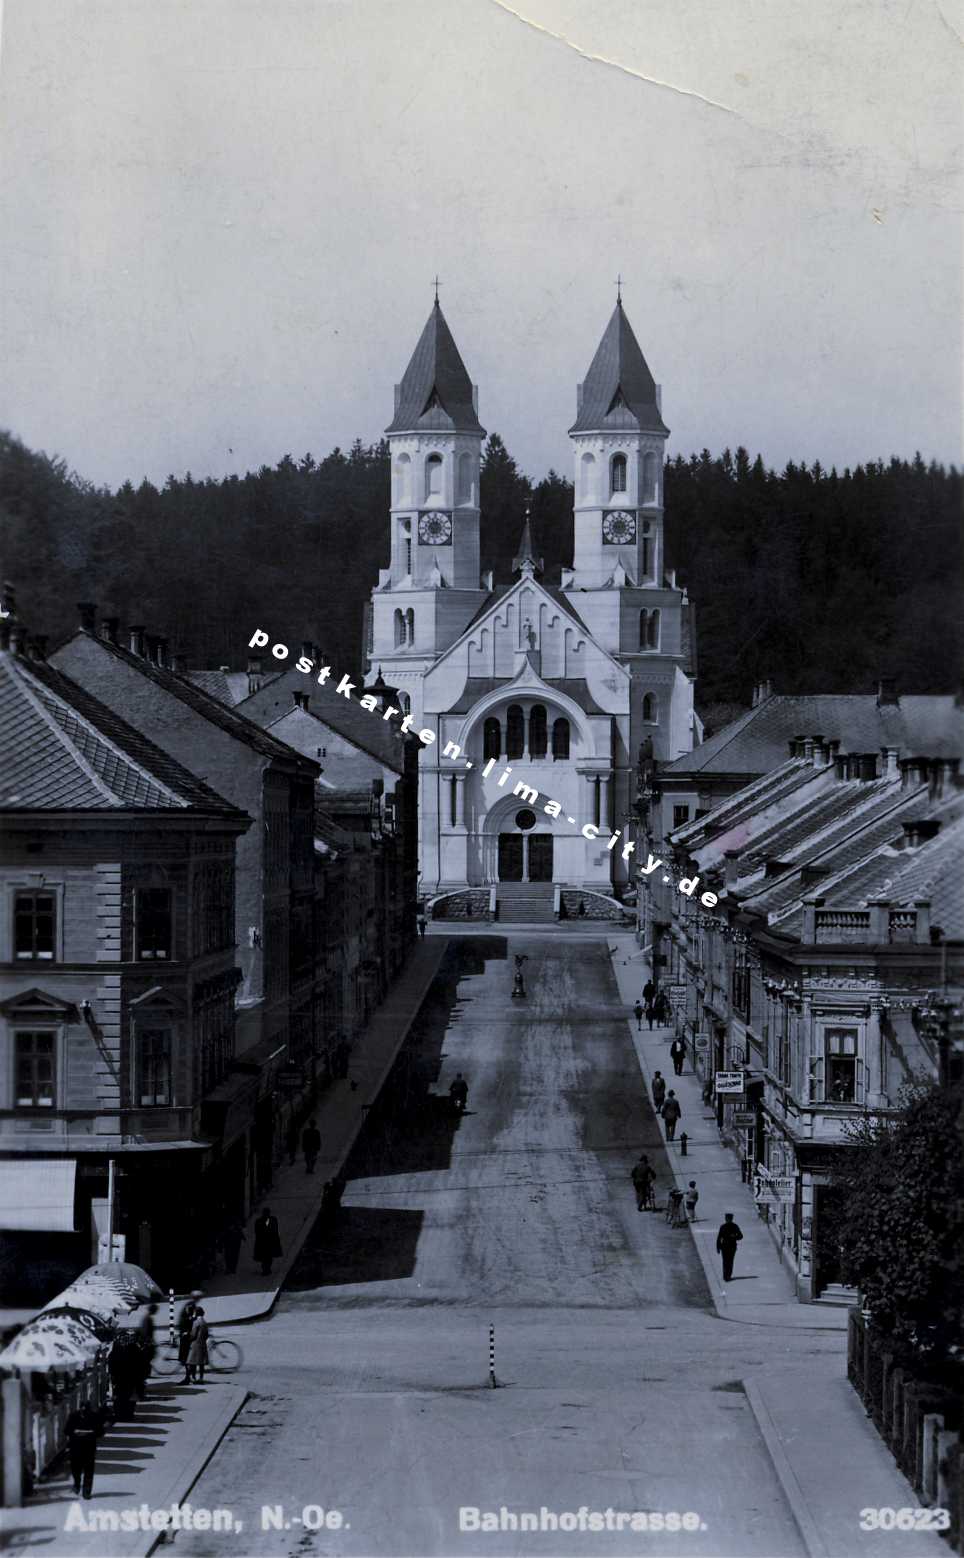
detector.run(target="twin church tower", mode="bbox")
[364,295,698,895]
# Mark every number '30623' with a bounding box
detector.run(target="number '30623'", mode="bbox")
[859,1508,949,1531]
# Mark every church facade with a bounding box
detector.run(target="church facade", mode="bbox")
[365,298,699,895]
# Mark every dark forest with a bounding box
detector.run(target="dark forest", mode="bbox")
[1,429,959,709]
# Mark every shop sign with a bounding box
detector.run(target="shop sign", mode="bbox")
[732,1110,756,1126]
[694,1034,710,1051]
[715,1070,744,1095]
[753,1169,795,1203]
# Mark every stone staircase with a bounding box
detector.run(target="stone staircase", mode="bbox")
[496,882,556,923]
[815,1282,858,1307]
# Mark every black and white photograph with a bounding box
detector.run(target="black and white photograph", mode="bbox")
[0,3,962,1555]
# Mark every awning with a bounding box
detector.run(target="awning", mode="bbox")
[0,1158,77,1232]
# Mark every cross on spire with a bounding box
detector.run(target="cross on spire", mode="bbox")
[432,275,442,303]
[615,273,623,303]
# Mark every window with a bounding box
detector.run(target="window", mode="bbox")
[551,717,570,759]
[394,608,405,647]
[137,1028,172,1107]
[580,452,596,498]
[15,1031,55,1108]
[506,705,525,760]
[643,693,658,723]
[395,453,412,504]
[673,804,690,827]
[457,452,472,504]
[528,704,547,759]
[483,718,501,761]
[824,1028,860,1103]
[611,453,627,494]
[14,892,56,960]
[425,453,443,500]
[647,609,660,649]
[641,537,650,576]
[643,452,658,503]
[398,692,411,716]
[135,888,172,960]
[732,957,750,1017]
[405,608,415,646]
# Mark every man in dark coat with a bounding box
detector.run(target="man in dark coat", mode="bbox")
[630,1154,654,1211]
[651,1071,667,1112]
[64,1401,102,1497]
[633,1000,644,1030]
[642,980,656,1006]
[253,1206,282,1275]
[716,1212,744,1280]
[302,1118,322,1175]
[669,1036,686,1075]
[449,1073,469,1114]
[661,1090,682,1141]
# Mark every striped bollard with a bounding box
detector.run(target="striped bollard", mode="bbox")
[168,1289,175,1348]
[488,1325,497,1389]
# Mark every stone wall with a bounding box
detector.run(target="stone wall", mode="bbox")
[430,890,492,921]
[559,889,631,922]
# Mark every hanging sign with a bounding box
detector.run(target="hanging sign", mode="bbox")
[715,1071,745,1095]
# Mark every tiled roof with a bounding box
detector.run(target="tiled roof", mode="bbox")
[185,669,264,706]
[58,632,318,770]
[739,779,898,865]
[251,677,406,772]
[0,650,244,817]
[384,300,485,437]
[569,301,668,436]
[672,757,811,848]
[662,694,964,776]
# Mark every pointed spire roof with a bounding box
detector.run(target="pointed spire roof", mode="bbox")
[385,300,486,437]
[512,508,543,577]
[569,300,668,436]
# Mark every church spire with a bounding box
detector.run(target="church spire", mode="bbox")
[570,300,668,436]
[512,508,543,578]
[385,299,485,436]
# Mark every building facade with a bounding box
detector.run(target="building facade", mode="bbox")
[363,298,699,898]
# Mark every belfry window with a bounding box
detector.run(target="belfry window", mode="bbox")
[405,608,415,646]
[425,453,443,500]
[643,693,658,723]
[394,609,405,647]
[529,704,548,759]
[611,453,627,494]
[643,452,659,504]
[483,718,501,761]
[506,705,525,760]
[551,717,570,760]
[639,608,660,650]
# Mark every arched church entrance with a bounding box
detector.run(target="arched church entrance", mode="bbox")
[496,808,553,883]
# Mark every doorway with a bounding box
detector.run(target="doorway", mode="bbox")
[497,832,553,882]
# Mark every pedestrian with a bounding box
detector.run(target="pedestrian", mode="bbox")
[630,1154,653,1211]
[417,913,426,938]
[670,1036,686,1075]
[667,1186,687,1227]
[449,1072,469,1114]
[64,1401,102,1498]
[662,1090,682,1141]
[684,1180,699,1220]
[642,979,656,1006]
[652,1071,667,1112]
[656,991,671,1025]
[716,1212,744,1281]
[646,1000,657,1030]
[285,1113,299,1167]
[221,1219,245,1275]
[253,1205,282,1276]
[177,1295,201,1368]
[633,1000,644,1030]
[302,1117,322,1175]
[185,1307,209,1384]
[108,1332,140,1418]
[133,1302,157,1394]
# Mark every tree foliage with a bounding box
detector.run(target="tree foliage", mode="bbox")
[0,429,959,701]
[832,1080,964,1354]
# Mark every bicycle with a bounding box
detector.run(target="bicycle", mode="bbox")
[152,1334,244,1377]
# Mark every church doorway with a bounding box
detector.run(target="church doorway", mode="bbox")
[497,810,553,882]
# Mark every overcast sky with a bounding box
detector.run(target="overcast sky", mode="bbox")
[0,0,960,490]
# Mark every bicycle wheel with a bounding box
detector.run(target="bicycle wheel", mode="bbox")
[209,1337,243,1372]
[152,1349,182,1378]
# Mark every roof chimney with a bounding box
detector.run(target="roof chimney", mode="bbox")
[78,602,97,634]
[171,651,189,673]
[881,745,900,777]
[155,636,169,668]
[902,818,941,848]
[877,676,899,707]
[9,621,26,654]
[247,655,263,695]
[129,625,146,657]
[99,616,119,645]
[292,691,309,711]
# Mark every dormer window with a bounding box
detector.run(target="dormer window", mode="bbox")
[611,453,627,495]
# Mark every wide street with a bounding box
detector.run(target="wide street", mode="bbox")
[177,936,835,1558]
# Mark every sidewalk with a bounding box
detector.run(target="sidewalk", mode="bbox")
[0,1378,244,1558]
[202,937,449,1325]
[608,940,945,1558]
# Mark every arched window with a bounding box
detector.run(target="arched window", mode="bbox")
[647,608,660,649]
[405,608,415,646]
[580,452,596,498]
[638,610,649,648]
[425,453,443,500]
[528,704,547,759]
[611,453,627,494]
[643,693,658,723]
[394,609,405,647]
[395,453,412,504]
[457,452,472,504]
[552,717,570,759]
[483,718,501,761]
[643,452,658,504]
[398,692,411,716]
[506,704,525,760]
[641,519,651,577]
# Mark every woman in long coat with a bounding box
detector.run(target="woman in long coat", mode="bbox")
[185,1308,209,1384]
[253,1206,282,1275]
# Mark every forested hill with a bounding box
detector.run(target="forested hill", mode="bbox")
[0,429,959,707]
